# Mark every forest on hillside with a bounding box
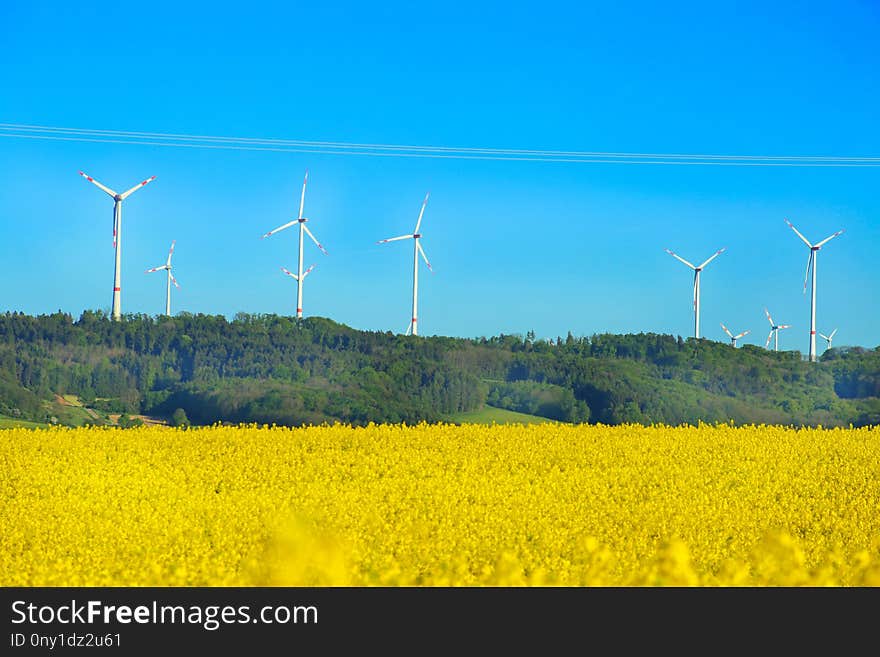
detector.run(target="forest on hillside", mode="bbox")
[0,311,878,428]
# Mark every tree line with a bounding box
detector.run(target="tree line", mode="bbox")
[0,310,877,428]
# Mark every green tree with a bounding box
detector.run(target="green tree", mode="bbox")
[170,407,190,427]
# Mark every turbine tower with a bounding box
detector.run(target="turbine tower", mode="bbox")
[261,170,328,318]
[720,323,750,347]
[145,240,180,316]
[764,308,791,352]
[79,171,157,321]
[378,193,433,336]
[664,247,726,339]
[818,328,838,351]
[784,219,845,363]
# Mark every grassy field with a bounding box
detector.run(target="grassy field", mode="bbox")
[447,404,555,424]
[0,415,46,429]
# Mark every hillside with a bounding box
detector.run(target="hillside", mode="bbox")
[0,311,878,428]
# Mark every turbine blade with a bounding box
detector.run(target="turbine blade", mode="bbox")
[665,248,696,269]
[262,220,297,239]
[145,265,166,273]
[166,240,176,266]
[778,325,791,330]
[417,240,433,272]
[697,247,726,270]
[120,175,157,200]
[377,234,413,244]
[764,308,775,326]
[414,192,430,233]
[405,321,412,336]
[802,251,814,294]
[814,229,845,248]
[281,266,299,281]
[303,225,328,255]
[720,323,733,338]
[818,333,829,341]
[169,272,180,289]
[830,328,838,339]
[79,171,117,197]
[735,330,750,339]
[301,264,316,279]
[765,330,774,348]
[784,219,813,248]
[298,170,309,220]
[113,204,119,248]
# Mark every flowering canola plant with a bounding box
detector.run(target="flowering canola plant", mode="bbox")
[1,422,879,586]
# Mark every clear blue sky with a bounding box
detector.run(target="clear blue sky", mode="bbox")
[1,1,877,351]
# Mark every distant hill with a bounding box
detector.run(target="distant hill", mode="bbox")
[0,310,878,428]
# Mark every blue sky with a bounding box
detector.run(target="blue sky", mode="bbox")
[1,1,877,351]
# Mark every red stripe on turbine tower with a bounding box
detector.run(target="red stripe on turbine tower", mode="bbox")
[113,287,121,291]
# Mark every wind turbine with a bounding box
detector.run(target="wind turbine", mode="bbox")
[818,328,838,351]
[664,247,726,339]
[281,264,315,298]
[145,240,180,316]
[784,219,845,363]
[378,193,433,336]
[720,323,750,347]
[261,170,328,318]
[764,308,791,352]
[79,171,157,321]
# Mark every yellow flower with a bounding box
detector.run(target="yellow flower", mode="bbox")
[1,422,878,586]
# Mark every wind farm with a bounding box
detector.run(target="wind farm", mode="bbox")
[69,164,857,357]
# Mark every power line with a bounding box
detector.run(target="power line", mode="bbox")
[1,122,879,167]
[6,122,880,160]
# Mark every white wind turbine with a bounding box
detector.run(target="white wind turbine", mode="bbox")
[764,308,791,351]
[261,170,328,318]
[784,219,845,363]
[79,171,157,321]
[664,247,726,339]
[818,328,838,351]
[145,240,180,316]
[720,323,750,347]
[378,193,433,336]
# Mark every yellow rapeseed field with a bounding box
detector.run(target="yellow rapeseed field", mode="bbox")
[1,422,879,586]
